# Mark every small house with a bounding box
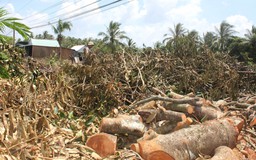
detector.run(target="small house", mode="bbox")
[16,39,73,59]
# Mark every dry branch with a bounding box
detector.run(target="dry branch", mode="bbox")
[129,95,199,110]
[131,117,244,160]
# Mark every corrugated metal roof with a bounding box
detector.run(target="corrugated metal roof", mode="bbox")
[29,39,60,47]
[71,45,85,53]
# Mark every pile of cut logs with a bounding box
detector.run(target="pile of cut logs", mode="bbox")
[86,90,256,160]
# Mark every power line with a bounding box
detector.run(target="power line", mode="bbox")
[28,0,102,25]
[41,0,102,24]
[69,0,134,23]
[22,0,69,20]
[30,0,125,29]
[16,0,33,13]
[25,0,84,23]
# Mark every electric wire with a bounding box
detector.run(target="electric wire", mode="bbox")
[68,0,133,23]
[16,0,33,13]
[22,0,69,20]
[30,0,125,29]
[28,0,102,25]
[25,0,84,23]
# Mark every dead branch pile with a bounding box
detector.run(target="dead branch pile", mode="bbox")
[0,48,255,159]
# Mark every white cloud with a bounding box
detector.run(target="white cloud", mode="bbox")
[226,15,253,37]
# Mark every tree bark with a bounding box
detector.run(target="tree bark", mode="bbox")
[100,114,146,136]
[138,109,186,123]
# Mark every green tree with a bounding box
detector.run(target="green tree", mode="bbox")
[0,7,31,43]
[98,21,128,53]
[42,31,54,39]
[244,25,256,62]
[163,23,186,47]
[201,32,218,51]
[245,25,256,49]
[215,21,236,52]
[51,19,72,57]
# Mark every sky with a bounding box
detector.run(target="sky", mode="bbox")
[1,0,255,47]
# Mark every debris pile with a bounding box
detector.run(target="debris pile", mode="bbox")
[0,48,255,159]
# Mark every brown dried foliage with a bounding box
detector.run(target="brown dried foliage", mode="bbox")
[0,48,255,159]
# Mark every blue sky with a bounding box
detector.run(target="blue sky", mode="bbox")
[1,0,255,47]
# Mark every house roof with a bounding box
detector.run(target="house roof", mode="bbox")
[71,45,85,53]
[29,39,60,47]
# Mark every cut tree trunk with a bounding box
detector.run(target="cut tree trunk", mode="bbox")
[191,105,224,120]
[131,117,244,160]
[86,133,117,158]
[100,114,146,136]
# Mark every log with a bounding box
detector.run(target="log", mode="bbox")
[138,109,186,123]
[136,101,157,111]
[131,117,244,160]
[210,146,239,160]
[192,105,224,120]
[164,103,195,114]
[100,114,146,136]
[86,133,117,158]
[164,102,223,120]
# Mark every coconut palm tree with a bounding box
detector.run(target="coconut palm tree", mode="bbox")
[244,25,256,62]
[42,31,54,39]
[163,23,187,46]
[98,21,128,54]
[0,7,31,43]
[201,32,218,51]
[244,25,256,48]
[215,21,236,52]
[52,19,72,57]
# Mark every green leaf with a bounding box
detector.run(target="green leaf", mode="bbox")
[68,111,74,119]
[0,65,9,78]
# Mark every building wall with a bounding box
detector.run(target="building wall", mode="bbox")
[61,47,73,60]
[32,46,59,58]
[31,46,73,60]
